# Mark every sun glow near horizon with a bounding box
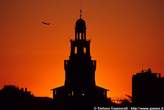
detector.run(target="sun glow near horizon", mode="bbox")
[0,0,163,99]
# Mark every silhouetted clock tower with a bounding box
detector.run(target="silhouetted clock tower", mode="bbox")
[65,15,96,91]
[52,12,110,108]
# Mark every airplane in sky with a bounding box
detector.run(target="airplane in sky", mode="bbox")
[41,21,50,26]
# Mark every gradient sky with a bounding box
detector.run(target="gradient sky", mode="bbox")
[0,0,164,99]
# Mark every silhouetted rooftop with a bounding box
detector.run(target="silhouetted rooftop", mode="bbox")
[133,68,161,79]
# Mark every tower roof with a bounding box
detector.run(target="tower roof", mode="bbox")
[75,18,86,32]
[75,10,86,33]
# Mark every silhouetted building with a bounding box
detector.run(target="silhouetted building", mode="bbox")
[0,85,33,110]
[132,68,164,107]
[52,13,110,109]
[0,85,55,110]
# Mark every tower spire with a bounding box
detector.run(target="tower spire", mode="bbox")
[80,9,82,18]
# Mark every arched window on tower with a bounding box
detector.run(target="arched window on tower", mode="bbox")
[74,46,77,54]
[83,47,86,54]
[72,90,74,96]
[81,33,82,40]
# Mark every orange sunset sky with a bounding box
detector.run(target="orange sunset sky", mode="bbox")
[0,0,164,99]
